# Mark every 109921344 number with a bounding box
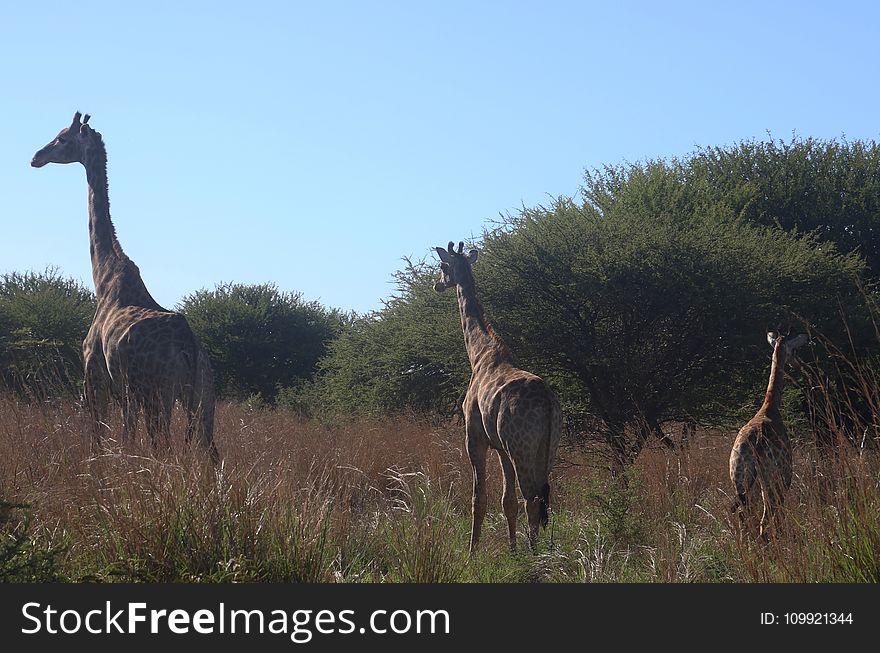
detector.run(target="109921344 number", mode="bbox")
[784,613,853,625]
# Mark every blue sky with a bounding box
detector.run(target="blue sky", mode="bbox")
[2,1,878,314]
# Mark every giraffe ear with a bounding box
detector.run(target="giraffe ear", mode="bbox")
[767,332,778,347]
[435,247,452,263]
[466,249,478,265]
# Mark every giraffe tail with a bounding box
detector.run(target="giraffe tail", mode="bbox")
[730,492,747,514]
[538,482,551,529]
[538,395,558,529]
[190,344,217,459]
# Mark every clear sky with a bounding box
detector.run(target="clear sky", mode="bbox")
[2,1,878,314]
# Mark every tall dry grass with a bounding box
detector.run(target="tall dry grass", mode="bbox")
[1,387,879,582]
[0,397,474,582]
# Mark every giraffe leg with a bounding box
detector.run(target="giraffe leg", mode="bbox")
[83,337,109,447]
[519,470,545,552]
[759,481,785,542]
[525,496,542,551]
[184,381,219,463]
[83,370,110,448]
[737,491,763,540]
[186,404,220,465]
[497,449,519,552]
[145,393,173,453]
[122,394,139,443]
[466,431,489,555]
[730,441,760,537]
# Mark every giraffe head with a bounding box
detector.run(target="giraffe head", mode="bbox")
[433,241,478,292]
[767,331,809,365]
[31,112,99,168]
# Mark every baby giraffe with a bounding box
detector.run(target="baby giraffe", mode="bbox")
[434,241,562,552]
[729,331,808,540]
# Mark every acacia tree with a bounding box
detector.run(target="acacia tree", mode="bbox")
[478,198,865,468]
[314,137,876,469]
[585,136,880,277]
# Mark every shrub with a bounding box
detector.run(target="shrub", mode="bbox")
[0,269,95,399]
[180,282,347,402]
[314,260,467,416]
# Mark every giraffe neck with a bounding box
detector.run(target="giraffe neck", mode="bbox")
[455,271,510,371]
[84,139,124,298]
[83,136,163,310]
[761,345,786,417]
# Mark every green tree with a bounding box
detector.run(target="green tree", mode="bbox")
[479,199,865,467]
[314,138,872,469]
[0,269,95,398]
[585,136,880,277]
[180,282,346,401]
[304,137,879,471]
[314,259,467,417]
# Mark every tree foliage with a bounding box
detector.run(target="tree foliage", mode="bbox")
[585,136,880,277]
[0,269,95,398]
[315,137,874,468]
[180,282,346,401]
[314,260,467,417]
[479,199,865,463]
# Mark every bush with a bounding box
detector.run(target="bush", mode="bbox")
[314,259,468,417]
[0,502,66,582]
[0,269,95,399]
[180,282,347,402]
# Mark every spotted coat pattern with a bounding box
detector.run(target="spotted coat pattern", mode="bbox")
[435,241,562,552]
[729,332,807,539]
[32,113,217,460]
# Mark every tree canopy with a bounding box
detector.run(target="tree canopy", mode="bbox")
[313,136,874,466]
[479,199,864,463]
[0,269,95,398]
[585,136,880,276]
[180,282,347,402]
[314,261,467,417]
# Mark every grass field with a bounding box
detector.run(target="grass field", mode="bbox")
[1,396,879,583]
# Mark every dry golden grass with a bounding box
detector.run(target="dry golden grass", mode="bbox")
[1,395,879,582]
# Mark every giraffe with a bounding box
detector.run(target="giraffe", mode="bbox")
[434,241,562,552]
[729,331,808,540]
[31,112,218,461]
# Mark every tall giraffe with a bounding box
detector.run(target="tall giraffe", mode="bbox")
[434,241,562,552]
[31,112,218,461]
[729,331,808,539]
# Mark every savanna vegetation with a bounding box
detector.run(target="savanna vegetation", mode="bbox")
[3,135,880,582]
